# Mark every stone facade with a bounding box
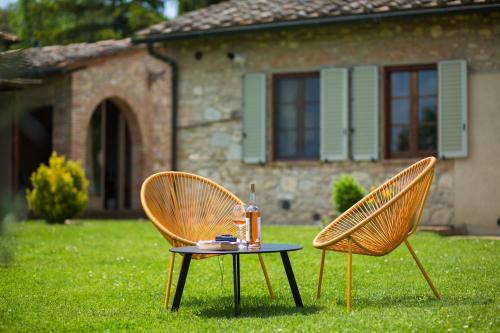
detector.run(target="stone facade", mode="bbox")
[2,11,499,233]
[161,12,500,232]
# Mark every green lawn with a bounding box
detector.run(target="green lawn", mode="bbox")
[0,221,499,332]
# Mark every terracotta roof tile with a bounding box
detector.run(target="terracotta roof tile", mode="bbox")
[138,0,499,37]
[0,39,134,75]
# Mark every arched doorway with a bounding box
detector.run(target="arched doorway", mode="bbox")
[87,99,132,210]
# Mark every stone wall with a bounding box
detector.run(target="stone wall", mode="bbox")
[165,12,499,228]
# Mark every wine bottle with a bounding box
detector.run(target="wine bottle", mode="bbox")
[245,183,261,249]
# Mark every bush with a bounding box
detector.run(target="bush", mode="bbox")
[27,152,89,224]
[332,175,366,214]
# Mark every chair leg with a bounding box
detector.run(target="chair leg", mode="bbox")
[163,252,176,310]
[404,239,441,299]
[258,254,275,299]
[316,249,326,299]
[347,237,352,312]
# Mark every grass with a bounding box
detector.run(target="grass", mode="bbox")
[0,221,499,332]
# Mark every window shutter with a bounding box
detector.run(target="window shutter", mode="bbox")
[351,66,379,161]
[438,60,467,158]
[242,73,266,164]
[320,68,348,161]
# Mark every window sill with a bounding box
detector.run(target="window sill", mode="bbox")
[379,157,425,165]
[271,160,322,167]
[269,159,356,168]
[380,156,454,166]
[263,155,450,168]
[266,158,448,168]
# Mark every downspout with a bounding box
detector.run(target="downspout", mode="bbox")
[146,43,178,171]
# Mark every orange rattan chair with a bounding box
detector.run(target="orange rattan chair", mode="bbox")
[140,171,274,310]
[313,157,441,311]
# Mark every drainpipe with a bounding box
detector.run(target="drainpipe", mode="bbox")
[146,43,178,171]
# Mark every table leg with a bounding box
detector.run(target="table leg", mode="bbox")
[237,254,241,304]
[171,254,192,311]
[232,254,239,316]
[280,251,303,307]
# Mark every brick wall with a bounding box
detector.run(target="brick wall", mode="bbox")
[69,48,172,209]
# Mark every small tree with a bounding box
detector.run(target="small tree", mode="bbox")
[332,175,366,214]
[27,152,89,224]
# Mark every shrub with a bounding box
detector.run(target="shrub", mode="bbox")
[27,152,89,224]
[332,175,366,214]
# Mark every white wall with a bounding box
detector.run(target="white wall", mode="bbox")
[454,72,500,235]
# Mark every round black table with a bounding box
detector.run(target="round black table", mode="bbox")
[170,243,303,316]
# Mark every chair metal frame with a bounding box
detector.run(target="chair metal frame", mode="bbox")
[141,171,274,310]
[313,157,441,311]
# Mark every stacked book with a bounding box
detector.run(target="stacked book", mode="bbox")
[197,235,239,250]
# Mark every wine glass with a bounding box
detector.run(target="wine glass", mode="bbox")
[232,204,247,249]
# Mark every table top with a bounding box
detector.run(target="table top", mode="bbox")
[170,243,302,255]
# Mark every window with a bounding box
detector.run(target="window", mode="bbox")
[274,73,320,160]
[386,66,438,158]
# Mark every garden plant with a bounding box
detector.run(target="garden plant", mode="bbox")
[27,152,88,224]
[331,175,366,214]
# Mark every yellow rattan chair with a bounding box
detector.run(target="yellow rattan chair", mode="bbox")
[313,157,441,311]
[140,171,274,310]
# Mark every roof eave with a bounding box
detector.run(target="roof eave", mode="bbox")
[132,3,500,44]
[0,78,44,91]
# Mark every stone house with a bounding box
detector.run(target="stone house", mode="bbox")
[0,39,172,215]
[1,0,499,234]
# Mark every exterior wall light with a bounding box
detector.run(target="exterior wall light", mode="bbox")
[226,52,246,65]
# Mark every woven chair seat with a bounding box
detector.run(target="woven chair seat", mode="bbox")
[141,172,242,258]
[314,157,436,256]
[312,157,440,311]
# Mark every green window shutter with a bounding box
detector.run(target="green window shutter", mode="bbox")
[320,68,348,161]
[438,60,467,158]
[351,66,379,161]
[242,73,266,164]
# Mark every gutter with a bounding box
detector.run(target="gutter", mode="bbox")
[145,43,178,171]
[132,3,500,43]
